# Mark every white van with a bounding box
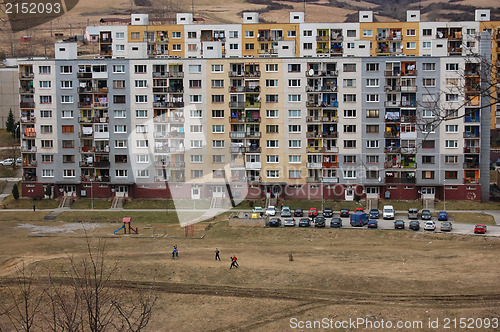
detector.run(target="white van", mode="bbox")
[383,205,395,220]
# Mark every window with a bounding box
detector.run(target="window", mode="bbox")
[191,140,203,148]
[229,31,238,38]
[446,78,459,86]
[61,96,73,103]
[266,125,279,133]
[135,139,148,148]
[287,170,301,179]
[113,80,125,89]
[135,125,148,133]
[344,125,356,133]
[366,78,379,87]
[346,42,354,49]
[422,78,436,87]
[136,170,149,178]
[343,140,356,148]
[41,169,54,178]
[172,44,181,51]
[422,109,434,118]
[266,170,279,178]
[446,125,459,133]
[288,94,301,102]
[211,79,224,88]
[40,110,52,118]
[114,125,127,133]
[289,155,301,163]
[191,170,203,179]
[212,140,225,148]
[41,155,54,163]
[288,110,301,118]
[134,65,147,73]
[363,30,372,37]
[287,30,296,37]
[422,63,436,71]
[213,155,225,164]
[422,41,431,49]
[266,110,278,118]
[187,31,197,39]
[366,125,379,133]
[60,81,72,89]
[288,64,301,72]
[343,94,356,102]
[346,30,356,37]
[446,94,458,102]
[190,125,202,133]
[266,140,279,148]
[244,30,254,38]
[445,171,458,180]
[366,63,379,72]
[40,125,53,133]
[136,155,149,163]
[303,30,312,36]
[366,155,379,163]
[172,31,181,38]
[288,125,301,133]
[134,80,147,88]
[445,140,458,148]
[113,65,125,73]
[343,79,356,87]
[245,43,254,50]
[366,140,379,148]
[134,110,147,118]
[113,95,126,104]
[265,64,278,72]
[115,32,124,39]
[422,29,432,36]
[211,110,223,118]
[211,64,224,72]
[61,125,73,133]
[303,43,313,50]
[187,110,201,118]
[445,155,458,164]
[422,171,435,179]
[39,66,51,74]
[130,32,140,39]
[212,95,224,103]
[266,79,278,87]
[406,29,416,36]
[422,124,435,133]
[115,169,128,177]
[135,95,147,103]
[422,156,435,164]
[189,80,202,89]
[422,140,435,149]
[266,95,279,103]
[191,155,203,163]
[229,44,239,50]
[366,94,379,102]
[40,96,52,104]
[189,65,201,73]
[113,110,126,119]
[41,140,53,148]
[366,109,379,118]
[446,63,459,71]
[190,95,202,103]
[343,170,356,179]
[61,110,73,118]
[344,155,356,163]
[39,81,51,88]
[406,42,416,49]
[267,155,279,163]
[343,63,356,72]
[212,125,224,133]
[115,140,127,148]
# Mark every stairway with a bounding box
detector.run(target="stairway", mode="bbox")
[58,196,72,209]
[423,199,434,211]
[111,197,124,209]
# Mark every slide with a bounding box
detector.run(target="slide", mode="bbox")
[113,224,125,234]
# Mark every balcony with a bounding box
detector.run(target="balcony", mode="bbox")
[95,147,110,154]
[307,147,322,153]
[152,72,184,78]
[306,116,321,122]
[323,162,338,168]
[463,162,479,169]
[384,161,401,168]
[21,117,36,123]
[401,101,417,108]
[463,132,480,138]
[229,117,261,123]
[400,86,417,92]
[245,162,262,169]
[95,161,111,168]
[21,146,37,153]
[78,102,93,108]
[307,162,322,169]
[323,132,338,138]
[152,86,184,93]
[464,177,480,184]
[153,101,184,108]
[229,102,245,109]
[245,101,261,109]
[22,176,37,182]
[384,131,400,138]
[463,147,480,153]
[19,87,34,94]
[229,71,244,77]
[323,146,339,153]
[19,73,34,79]
[245,71,261,78]
[384,70,400,77]
[246,177,261,183]
[316,35,330,41]
[322,177,339,183]
[384,147,401,153]
[243,146,261,153]
[385,177,416,184]
[77,72,92,79]
[79,161,94,167]
[307,177,321,183]
[79,146,95,153]
[95,176,111,183]
[306,132,322,138]
[22,161,37,167]
[20,102,35,108]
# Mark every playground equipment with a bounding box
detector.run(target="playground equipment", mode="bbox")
[114,217,139,235]
[152,225,167,238]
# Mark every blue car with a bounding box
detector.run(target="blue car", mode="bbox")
[369,208,379,219]
[367,220,378,228]
[438,211,448,221]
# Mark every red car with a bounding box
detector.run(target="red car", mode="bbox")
[474,224,487,234]
[308,208,318,217]
[355,208,364,213]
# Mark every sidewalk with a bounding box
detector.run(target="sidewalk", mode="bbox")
[0,178,21,204]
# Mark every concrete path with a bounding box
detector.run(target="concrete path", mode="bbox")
[0,178,21,204]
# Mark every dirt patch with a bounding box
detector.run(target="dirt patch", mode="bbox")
[16,222,105,235]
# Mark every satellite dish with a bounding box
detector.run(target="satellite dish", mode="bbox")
[308,68,314,76]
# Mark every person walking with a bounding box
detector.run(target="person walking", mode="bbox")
[230,255,238,269]
[173,245,178,258]
[33,204,36,212]
[215,248,221,261]
[172,247,178,259]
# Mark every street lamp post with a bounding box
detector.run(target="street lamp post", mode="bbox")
[443,179,446,211]
[90,178,94,210]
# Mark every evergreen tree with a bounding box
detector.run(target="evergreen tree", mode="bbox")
[45,184,52,199]
[12,183,19,200]
[5,109,15,133]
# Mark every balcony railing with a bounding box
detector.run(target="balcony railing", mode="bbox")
[152,72,184,78]
[463,162,479,169]
[22,176,37,182]
[21,146,37,153]
[463,132,480,138]
[95,161,111,168]
[307,162,322,169]
[20,102,35,108]
[229,117,261,123]
[79,161,94,167]
[229,71,244,77]
[463,147,480,153]
[21,117,36,123]
[153,101,184,108]
[307,177,321,183]
[464,177,480,184]
[384,161,401,168]
[22,161,37,167]
[229,102,245,109]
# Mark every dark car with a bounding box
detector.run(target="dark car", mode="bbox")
[330,218,342,228]
[294,208,303,217]
[340,208,349,218]
[367,220,378,229]
[299,218,310,227]
[496,158,500,166]
[314,217,326,228]
[394,220,405,229]
[269,218,281,227]
[421,210,432,220]
[409,220,420,231]
[438,211,448,221]
[323,207,333,218]
[369,208,379,219]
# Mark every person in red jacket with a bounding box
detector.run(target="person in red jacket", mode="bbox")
[230,255,239,269]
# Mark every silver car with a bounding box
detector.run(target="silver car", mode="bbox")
[284,218,296,227]
[440,221,453,232]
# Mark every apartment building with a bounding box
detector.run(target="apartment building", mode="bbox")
[17,10,497,202]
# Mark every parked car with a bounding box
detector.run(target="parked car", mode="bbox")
[367,220,378,229]
[283,218,296,227]
[339,208,349,218]
[424,221,436,231]
[350,211,368,227]
[269,218,281,227]
[314,216,326,228]
[383,205,395,220]
[308,208,318,218]
[355,207,364,213]
[252,207,264,214]
[369,208,379,219]
[16,157,22,165]
[0,158,14,166]
[409,220,420,231]
[440,221,453,232]
[438,211,448,221]
[330,218,342,228]
[394,220,405,229]
[266,206,276,216]
[408,208,419,219]
[496,158,500,166]
[421,210,432,220]
[281,206,292,217]
[294,208,303,217]
[491,160,496,170]
[298,218,310,227]
[323,207,333,218]
[474,224,487,234]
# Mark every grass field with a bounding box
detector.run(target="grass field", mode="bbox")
[0,215,499,331]
[0,195,59,209]
[70,198,112,209]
